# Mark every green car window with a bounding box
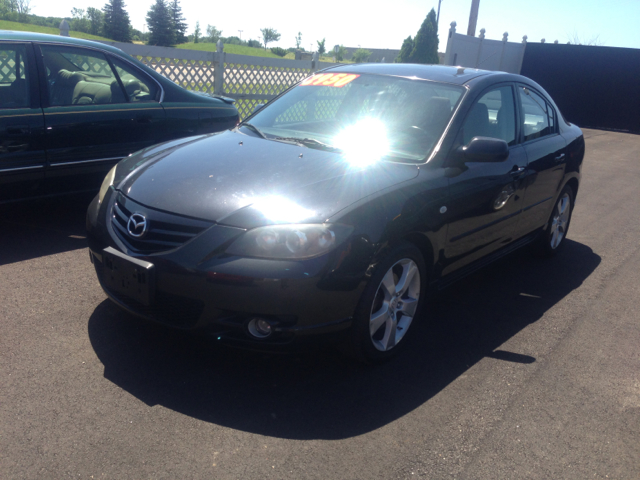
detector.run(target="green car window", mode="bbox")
[41,45,126,106]
[110,56,159,103]
[0,45,30,109]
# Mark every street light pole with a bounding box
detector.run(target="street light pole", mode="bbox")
[436,0,442,26]
[238,30,243,40]
[467,0,480,36]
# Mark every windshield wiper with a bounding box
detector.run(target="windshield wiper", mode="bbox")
[274,137,341,152]
[240,122,268,140]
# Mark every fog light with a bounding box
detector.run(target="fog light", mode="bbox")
[247,317,273,339]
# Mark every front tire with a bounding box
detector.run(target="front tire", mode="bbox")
[348,242,426,363]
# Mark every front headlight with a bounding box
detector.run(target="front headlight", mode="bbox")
[98,165,117,204]
[226,224,353,260]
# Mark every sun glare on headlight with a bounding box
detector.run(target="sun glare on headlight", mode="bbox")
[333,118,389,167]
[252,196,316,223]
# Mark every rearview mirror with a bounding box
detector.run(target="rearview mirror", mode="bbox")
[253,103,265,114]
[456,137,509,163]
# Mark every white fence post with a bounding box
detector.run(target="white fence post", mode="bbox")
[475,28,485,68]
[214,40,224,95]
[59,19,69,36]
[498,32,508,71]
[444,21,457,65]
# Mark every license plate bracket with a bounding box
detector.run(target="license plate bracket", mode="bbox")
[102,247,155,306]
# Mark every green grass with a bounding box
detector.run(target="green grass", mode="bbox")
[176,42,283,58]
[177,43,352,63]
[0,20,112,42]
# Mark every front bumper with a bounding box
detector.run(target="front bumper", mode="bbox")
[87,190,368,346]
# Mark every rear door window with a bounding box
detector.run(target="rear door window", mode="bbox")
[109,56,159,102]
[519,87,556,142]
[0,44,31,109]
[41,45,127,106]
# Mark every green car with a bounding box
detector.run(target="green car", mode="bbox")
[0,31,239,203]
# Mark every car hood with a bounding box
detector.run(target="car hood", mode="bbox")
[116,130,419,229]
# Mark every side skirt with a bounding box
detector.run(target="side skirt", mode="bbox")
[433,230,541,292]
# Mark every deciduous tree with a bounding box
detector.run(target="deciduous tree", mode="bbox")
[334,44,347,61]
[70,8,90,34]
[205,25,222,42]
[86,7,104,36]
[260,27,280,49]
[316,38,326,55]
[352,48,371,63]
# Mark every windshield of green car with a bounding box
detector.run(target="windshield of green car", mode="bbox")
[246,72,465,164]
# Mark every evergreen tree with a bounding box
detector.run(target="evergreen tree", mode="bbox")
[409,8,439,64]
[146,0,175,47]
[396,36,413,63]
[170,0,187,44]
[194,21,201,44]
[102,0,132,42]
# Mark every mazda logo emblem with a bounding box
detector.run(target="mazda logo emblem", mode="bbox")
[127,213,148,238]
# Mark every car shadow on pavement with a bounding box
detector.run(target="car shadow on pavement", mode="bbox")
[0,193,94,266]
[88,239,600,440]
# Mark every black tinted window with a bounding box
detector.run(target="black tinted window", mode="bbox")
[462,86,517,146]
[520,87,554,142]
[0,45,30,109]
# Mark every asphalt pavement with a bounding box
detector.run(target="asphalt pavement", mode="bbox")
[1,129,639,479]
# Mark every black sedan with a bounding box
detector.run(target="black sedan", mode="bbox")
[86,64,584,363]
[0,32,238,203]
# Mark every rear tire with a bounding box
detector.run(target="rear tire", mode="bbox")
[536,185,574,257]
[348,242,426,364]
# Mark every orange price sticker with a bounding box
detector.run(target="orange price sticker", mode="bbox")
[300,73,359,88]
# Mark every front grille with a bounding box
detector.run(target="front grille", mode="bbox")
[94,259,204,329]
[111,193,213,254]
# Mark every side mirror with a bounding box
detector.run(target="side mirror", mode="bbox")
[252,103,265,114]
[456,137,509,163]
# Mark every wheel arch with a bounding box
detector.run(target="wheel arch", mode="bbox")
[564,177,579,200]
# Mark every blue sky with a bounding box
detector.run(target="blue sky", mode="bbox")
[34,0,640,51]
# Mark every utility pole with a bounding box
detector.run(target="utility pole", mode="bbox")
[467,0,480,36]
[238,30,243,40]
[436,0,442,26]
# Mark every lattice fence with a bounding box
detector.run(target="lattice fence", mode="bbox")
[109,42,338,119]
[0,48,26,84]
[134,56,217,93]
[223,61,312,118]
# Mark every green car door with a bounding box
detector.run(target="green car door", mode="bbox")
[36,43,166,195]
[0,42,46,203]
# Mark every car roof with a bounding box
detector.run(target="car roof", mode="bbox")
[328,63,499,85]
[0,30,124,57]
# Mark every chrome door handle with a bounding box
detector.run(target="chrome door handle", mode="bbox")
[510,166,526,176]
[555,153,566,162]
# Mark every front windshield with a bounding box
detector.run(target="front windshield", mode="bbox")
[246,72,465,163]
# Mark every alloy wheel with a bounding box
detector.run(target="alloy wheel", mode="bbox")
[369,258,421,352]
[550,193,571,249]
